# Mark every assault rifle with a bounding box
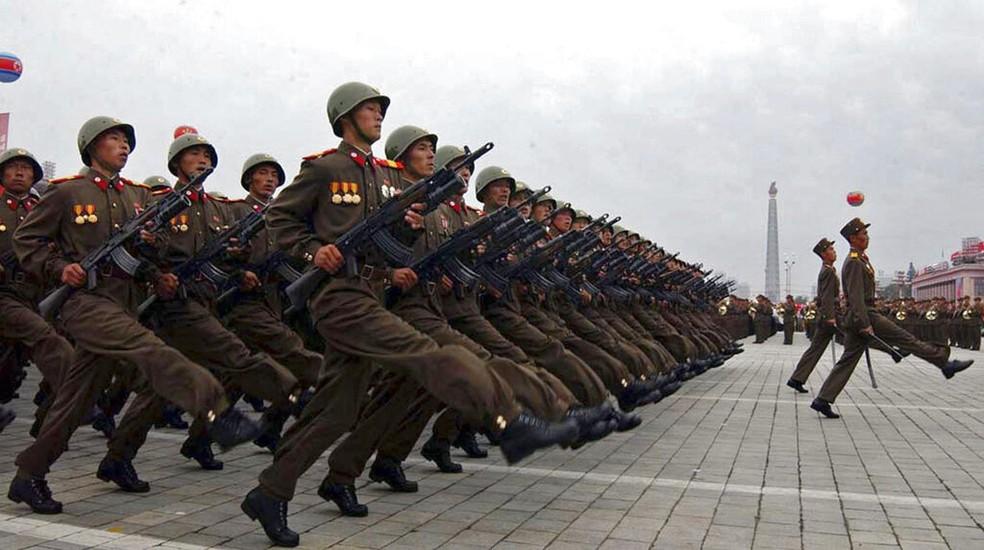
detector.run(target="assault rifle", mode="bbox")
[39,168,213,319]
[284,143,493,314]
[215,250,303,308]
[136,203,268,316]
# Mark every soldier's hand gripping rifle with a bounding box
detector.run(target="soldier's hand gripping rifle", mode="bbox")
[38,167,214,319]
[284,143,493,315]
[137,203,269,316]
[215,250,303,308]
[472,218,545,294]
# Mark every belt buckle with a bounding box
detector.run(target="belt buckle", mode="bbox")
[100,263,114,278]
[426,281,437,295]
[360,264,375,281]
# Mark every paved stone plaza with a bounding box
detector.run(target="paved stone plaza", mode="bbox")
[2,335,984,549]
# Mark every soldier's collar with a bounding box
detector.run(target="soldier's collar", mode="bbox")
[247,193,269,208]
[338,141,376,168]
[87,169,123,192]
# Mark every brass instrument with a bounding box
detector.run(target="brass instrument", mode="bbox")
[895,310,907,322]
[804,309,817,321]
[718,303,728,316]
[963,309,973,320]
[748,305,757,319]
[776,304,786,316]
[925,309,938,321]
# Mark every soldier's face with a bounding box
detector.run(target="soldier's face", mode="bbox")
[532,202,553,223]
[177,146,214,180]
[90,129,130,172]
[455,164,472,196]
[599,229,613,246]
[350,100,384,143]
[850,228,869,250]
[249,164,280,198]
[572,218,589,231]
[404,139,435,179]
[485,179,511,208]
[1,159,36,195]
[821,245,836,263]
[552,212,572,233]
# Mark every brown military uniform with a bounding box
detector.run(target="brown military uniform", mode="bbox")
[817,249,950,403]
[258,141,524,501]
[106,187,300,462]
[0,187,71,392]
[223,194,322,388]
[12,170,227,478]
[790,264,838,384]
[782,302,796,344]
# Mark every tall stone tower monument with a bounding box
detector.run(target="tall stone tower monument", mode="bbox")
[764,181,780,301]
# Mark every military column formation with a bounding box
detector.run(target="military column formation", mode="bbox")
[1,81,745,548]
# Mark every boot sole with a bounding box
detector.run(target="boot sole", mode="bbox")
[7,489,62,514]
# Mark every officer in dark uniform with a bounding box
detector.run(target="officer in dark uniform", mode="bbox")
[787,238,838,392]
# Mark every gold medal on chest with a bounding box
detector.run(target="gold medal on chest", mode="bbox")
[73,204,86,225]
[85,204,98,224]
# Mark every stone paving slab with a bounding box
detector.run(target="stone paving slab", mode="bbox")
[2,335,984,548]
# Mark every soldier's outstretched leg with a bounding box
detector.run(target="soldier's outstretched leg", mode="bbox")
[787,322,836,392]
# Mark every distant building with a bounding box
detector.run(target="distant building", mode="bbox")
[912,237,984,300]
[41,160,56,181]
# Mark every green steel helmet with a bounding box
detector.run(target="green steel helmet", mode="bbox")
[77,116,136,166]
[0,147,43,184]
[327,81,390,137]
[474,165,515,202]
[552,200,575,218]
[435,144,468,170]
[534,192,558,211]
[142,175,171,189]
[573,209,592,222]
[512,180,531,199]
[166,133,218,177]
[612,225,626,236]
[240,153,286,191]
[385,125,437,162]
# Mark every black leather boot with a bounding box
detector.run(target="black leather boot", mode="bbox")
[7,476,62,514]
[180,437,223,470]
[243,395,267,413]
[317,481,368,517]
[241,487,299,547]
[91,410,115,438]
[499,412,579,464]
[943,359,974,379]
[369,457,418,492]
[96,457,150,493]
[209,407,263,450]
[786,379,808,394]
[452,429,488,458]
[254,407,290,453]
[810,398,840,419]
[421,436,462,473]
[611,409,641,432]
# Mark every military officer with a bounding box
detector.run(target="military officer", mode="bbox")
[782,295,796,344]
[243,83,578,547]
[787,238,839,392]
[9,117,258,515]
[810,219,974,418]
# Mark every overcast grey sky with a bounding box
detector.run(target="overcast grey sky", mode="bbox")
[2,0,982,296]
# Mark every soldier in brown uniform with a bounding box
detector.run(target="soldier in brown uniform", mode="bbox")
[102,134,301,480]
[810,219,974,418]
[8,117,259,514]
[782,295,796,344]
[787,238,838,392]
[0,148,74,433]
[223,153,324,451]
[242,83,578,547]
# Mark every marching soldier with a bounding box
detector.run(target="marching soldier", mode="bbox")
[223,153,324,451]
[753,295,773,343]
[810,218,974,418]
[0,148,73,433]
[787,238,838,392]
[101,134,302,481]
[9,117,258,514]
[242,82,578,547]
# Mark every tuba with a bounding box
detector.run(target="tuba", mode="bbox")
[925,309,938,321]
[804,309,816,320]
[963,309,973,320]
[895,310,907,322]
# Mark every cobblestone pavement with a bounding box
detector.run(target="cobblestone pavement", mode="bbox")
[2,335,984,549]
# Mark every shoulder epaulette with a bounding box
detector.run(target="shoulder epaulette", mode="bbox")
[373,158,404,170]
[849,251,860,259]
[49,175,84,185]
[121,177,151,190]
[303,148,337,161]
[151,188,173,196]
[206,193,244,203]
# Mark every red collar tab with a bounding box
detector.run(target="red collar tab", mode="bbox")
[185,189,208,203]
[448,200,463,214]
[92,174,124,192]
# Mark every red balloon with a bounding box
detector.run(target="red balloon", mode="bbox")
[174,125,198,139]
[847,191,865,207]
